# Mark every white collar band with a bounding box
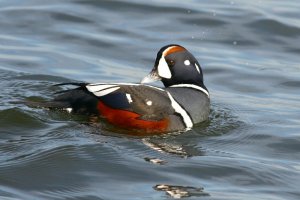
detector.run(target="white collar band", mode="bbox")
[170,84,210,98]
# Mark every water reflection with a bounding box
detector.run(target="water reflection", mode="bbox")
[154,184,209,198]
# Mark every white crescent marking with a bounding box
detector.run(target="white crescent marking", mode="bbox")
[167,91,193,129]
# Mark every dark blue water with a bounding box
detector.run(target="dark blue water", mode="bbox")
[1,0,300,199]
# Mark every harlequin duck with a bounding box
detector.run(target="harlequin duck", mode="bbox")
[31,44,210,133]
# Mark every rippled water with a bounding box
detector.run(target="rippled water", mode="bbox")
[1,0,300,199]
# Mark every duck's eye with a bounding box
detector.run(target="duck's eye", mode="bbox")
[167,60,175,66]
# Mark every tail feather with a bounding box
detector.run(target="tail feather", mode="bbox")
[53,82,89,95]
[53,82,88,87]
[25,100,71,109]
[26,83,99,114]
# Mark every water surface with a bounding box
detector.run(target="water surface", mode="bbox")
[0,0,300,199]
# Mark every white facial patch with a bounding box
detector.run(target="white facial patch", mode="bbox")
[157,57,172,79]
[184,60,190,66]
[195,63,201,74]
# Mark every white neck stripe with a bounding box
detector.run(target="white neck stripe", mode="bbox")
[170,84,210,98]
[145,84,165,91]
[167,91,193,129]
[195,63,201,74]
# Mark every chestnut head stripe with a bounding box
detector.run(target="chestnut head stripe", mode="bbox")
[163,46,186,57]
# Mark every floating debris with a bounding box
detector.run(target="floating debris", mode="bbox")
[154,184,209,199]
[144,157,167,165]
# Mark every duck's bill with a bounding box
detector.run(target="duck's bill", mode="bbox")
[140,70,161,84]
